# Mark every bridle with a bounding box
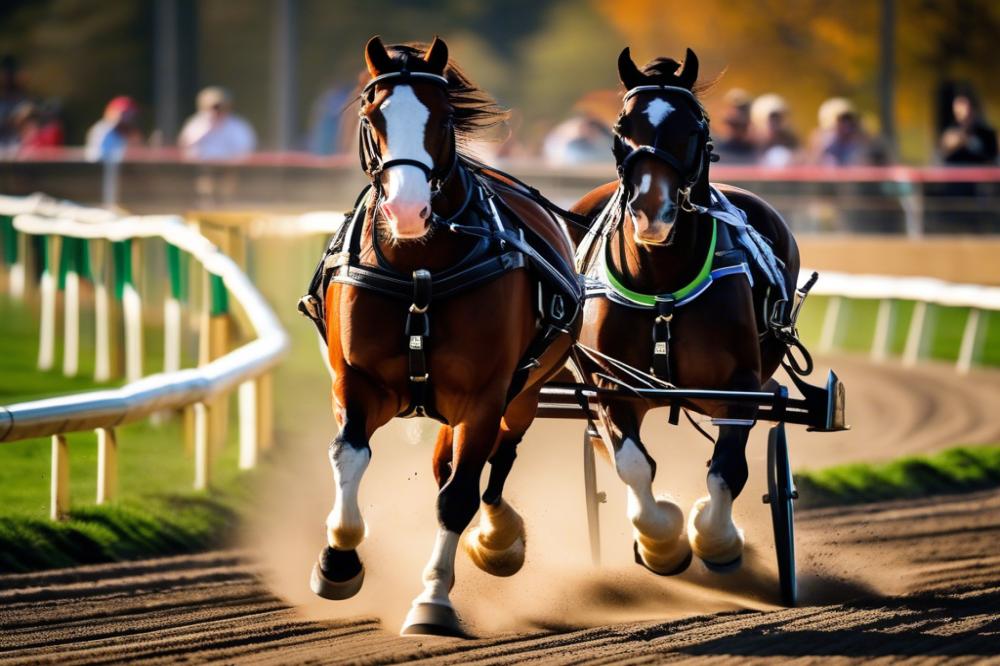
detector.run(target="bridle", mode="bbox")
[358,68,459,198]
[612,85,716,213]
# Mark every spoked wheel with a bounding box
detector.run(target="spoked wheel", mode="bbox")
[582,426,604,566]
[765,421,798,606]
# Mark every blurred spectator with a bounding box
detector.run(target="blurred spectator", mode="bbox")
[543,115,612,165]
[714,88,756,165]
[179,87,256,160]
[939,90,998,165]
[85,96,143,162]
[12,100,64,154]
[0,55,28,149]
[306,81,353,155]
[750,93,798,167]
[812,97,873,166]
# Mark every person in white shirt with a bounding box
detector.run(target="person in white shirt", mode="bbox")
[179,86,256,160]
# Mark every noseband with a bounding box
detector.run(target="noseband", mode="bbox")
[358,69,458,196]
[613,85,716,211]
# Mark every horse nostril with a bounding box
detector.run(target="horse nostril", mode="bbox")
[419,206,430,219]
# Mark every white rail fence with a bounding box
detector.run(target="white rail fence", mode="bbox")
[0,195,289,520]
[257,210,1000,375]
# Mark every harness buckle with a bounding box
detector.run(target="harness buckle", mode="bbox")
[654,341,668,355]
[409,335,424,351]
[410,373,429,382]
[409,303,429,314]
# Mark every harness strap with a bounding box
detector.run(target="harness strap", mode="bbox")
[651,297,675,381]
[404,270,432,417]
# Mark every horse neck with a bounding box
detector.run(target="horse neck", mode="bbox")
[613,171,713,295]
[364,158,479,274]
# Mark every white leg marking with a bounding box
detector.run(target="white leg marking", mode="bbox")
[413,528,460,608]
[645,98,675,127]
[614,437,676,540]
[689,473,744,563]
[326,443,371,550]
[380,85,432,237]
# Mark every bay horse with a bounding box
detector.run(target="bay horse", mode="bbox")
[303,37,580,637]
[570,48,801,576]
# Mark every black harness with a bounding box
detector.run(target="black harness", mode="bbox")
[299,69,582,421]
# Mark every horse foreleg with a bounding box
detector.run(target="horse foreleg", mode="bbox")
[600,405,691,576]
[402,412,499,637]
[689,422,752,567]
[311,415,371,600]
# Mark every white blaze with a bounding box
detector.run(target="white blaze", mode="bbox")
[380,85,433,236]
[645,98,675,127]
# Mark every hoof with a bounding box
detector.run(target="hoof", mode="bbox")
[463,529,525,577]
[400,602,467,638]
[310,547,364,600]
[701,554,743,573]
[688,496,745,566]
[633,538,692,576]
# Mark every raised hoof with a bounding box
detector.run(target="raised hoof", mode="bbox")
[463,529,525,577]
[310,547,364,600]
[701,554,743,573]
[633,540,692,577]
[400,602,467,638]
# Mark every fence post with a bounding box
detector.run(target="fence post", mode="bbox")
[238,380,258,469]
[257,372,274,451]
[902,301,929,367]
[956,308,982,374]
[51,434,70,520]
[164,243,188,373]
[60,237,91,378]
[37,235,59,371]
[871,298,894,362]
[94,240,112,381]
[819,296,842,353]
[193,402,212,490]
[96,427,118,504]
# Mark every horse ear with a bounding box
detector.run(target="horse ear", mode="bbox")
[365,36,392,78]
[677,48,699,90]
[424,36,449,74]
[617,47,645,90]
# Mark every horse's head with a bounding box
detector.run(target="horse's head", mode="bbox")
[614,47,710,245]
[360,36,454,240]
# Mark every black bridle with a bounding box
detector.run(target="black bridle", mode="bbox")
[358,69,459,197]
[612,85,716,211]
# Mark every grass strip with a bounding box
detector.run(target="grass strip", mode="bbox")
[794,444,1000,509]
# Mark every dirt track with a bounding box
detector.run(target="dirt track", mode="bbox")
[1,489,998,663]
[1,356,999,663]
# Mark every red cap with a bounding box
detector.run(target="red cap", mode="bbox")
[106,96,138,117]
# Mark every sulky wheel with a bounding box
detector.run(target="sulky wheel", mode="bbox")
[582,425,604,566]
[765,420,798,606]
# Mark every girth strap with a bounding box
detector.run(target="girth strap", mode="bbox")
[651,297,675,381]
[405,269,432,417]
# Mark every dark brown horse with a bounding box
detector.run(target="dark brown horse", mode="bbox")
[310,37,579,637]
[570,48,800,575]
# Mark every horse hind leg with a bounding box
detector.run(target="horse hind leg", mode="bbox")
[463,435,527,577]
[311,420,370,600]
[688,423,751,568]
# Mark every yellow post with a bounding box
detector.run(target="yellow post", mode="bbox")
[193,402,212,490]
[96,427,118,504]
[238,380,258,470]
[50,434,70,520]
[257,372,274,451]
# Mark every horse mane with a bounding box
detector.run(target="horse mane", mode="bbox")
[376,42,510,148]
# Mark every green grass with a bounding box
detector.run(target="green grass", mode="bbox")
[0,291,249,572]
[794,445,1000,509]
[797,294,1000,366]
